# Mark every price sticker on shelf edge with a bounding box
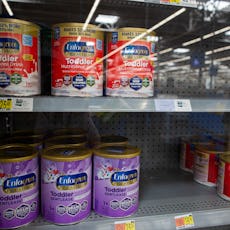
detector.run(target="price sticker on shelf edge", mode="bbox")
[154,99,175,112]
[175,213,195,229]
[160,0,197,7]
[0,98,12,111]
[170,0,181,3]
[0,97,33,112]
[174,99,192,112]
[114,220,135,230]
[160,0,181,4]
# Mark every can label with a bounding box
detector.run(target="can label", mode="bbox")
[41,156,92,224]
[52,25,103,97]
[0,157,39,229]
[106,30,154,97]
[217,160,230,200]
[93,155,140,217]
[194,152,218,186]
[180,142,194,173]
[0,20,40,96]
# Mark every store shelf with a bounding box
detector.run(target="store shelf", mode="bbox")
[129,0,197,8]
[32,97,230,112]
[21,171,230,230]
[7,0,198,8]
[1,96,230,112]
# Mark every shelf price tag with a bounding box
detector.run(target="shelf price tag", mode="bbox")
[174,99,192,112]
[114,220,135,230]
[160,0,181,4]
[12,98,33,111]
[154,99,175,112]
[175,213,195,229]
[155,99,192,112]
[0,98,33,112]
[170,0,181,3]
[160,0,197,6]
[0,98,12,111]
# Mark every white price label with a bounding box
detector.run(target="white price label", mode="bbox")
[154,99,175,112]
[181,0,197,5]
[11,98,33,111]
[175,213,195,229]
[174,100,192,112]
[155,99,192,112]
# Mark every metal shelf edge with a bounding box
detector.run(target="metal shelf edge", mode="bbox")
[32,97,230,112]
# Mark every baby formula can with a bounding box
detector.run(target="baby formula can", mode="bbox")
[51,23,104,97]
[41,146,92,224]
[6,136,43,152]
[52,128,86,137]
[194,144,228,187]
[180,138,194,173]
[97,135,129,147]
[180,136,210,173]
[44,135,87,149]
[12,129,45,139]
[217,154,230,201]
[106,28,155,97]
[0,145,39,229]
[0,18,40,96]
[93,145,141,217]
[211,135,228,146]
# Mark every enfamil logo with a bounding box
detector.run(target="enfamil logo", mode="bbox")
[3,173,36,194]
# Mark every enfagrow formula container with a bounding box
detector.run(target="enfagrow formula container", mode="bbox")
[180,136,211,173]
[0,145,39,229]
[217,155,230,201]
[93,145,141,217]
[6,136,43,152]
[180,138,195,173]
[41,146,92,225]
[0,18,40,96]
[52,128,86,137]
[51,23,104,97]
[193,144,228,187]
[106,28,155,97]
[97,135,129,147]
[44,135,87,149]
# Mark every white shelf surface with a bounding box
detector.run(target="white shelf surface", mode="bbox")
[22,171,230,230]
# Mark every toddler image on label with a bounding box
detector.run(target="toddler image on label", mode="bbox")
[93,145,141,218]
[41,146,92,225]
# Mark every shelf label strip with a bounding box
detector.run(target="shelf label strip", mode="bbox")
[114,220,135,230]
[175,213,195,229]
[154,99,192,112]
[174,99,192,112]
[160,0,197,7]
[0,97,33,112]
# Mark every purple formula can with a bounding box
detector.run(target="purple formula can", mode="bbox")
[0,144,39,229]
[93,145,141,218]
[41,146,92,225]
